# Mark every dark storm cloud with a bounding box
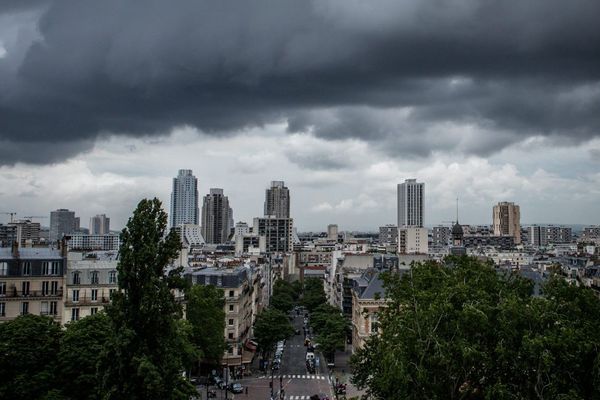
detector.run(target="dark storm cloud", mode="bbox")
[1,0,600,165]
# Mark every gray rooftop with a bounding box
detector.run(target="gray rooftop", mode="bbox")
[0,247,63,260]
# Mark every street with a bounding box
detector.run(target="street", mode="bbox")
[224,309,334,400]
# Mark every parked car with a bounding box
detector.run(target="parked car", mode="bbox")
[211,376,225,389]
[229,383,244,394]
[272,360,280,370]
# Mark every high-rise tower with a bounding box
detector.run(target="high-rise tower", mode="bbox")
[493,201,521,244]
[90,214,110,235]
[201,188,233,244]
[264,181,290,218]
[397,179,424,228]
[170,169,199,228]
[50,209,78,242]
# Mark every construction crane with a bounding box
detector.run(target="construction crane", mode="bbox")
[22,216,48,220]
[0,212,17,223]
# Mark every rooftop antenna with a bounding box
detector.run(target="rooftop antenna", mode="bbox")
[456,197,459,224]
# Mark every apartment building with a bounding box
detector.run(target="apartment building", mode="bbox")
[351,272,387,352]
[0,244,66,323]
[63,251,119,324]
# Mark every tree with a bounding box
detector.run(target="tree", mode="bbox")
[99,198,195,400]
[302,278,327,312]
[59,313,111,400]
[253,308,294,357]
[350,256,600,400]
[311,304,348,360]
[186,284,226,362]
[0,314,63,400]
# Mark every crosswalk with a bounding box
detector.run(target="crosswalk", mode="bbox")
[258,374,328,381]
[287,396,317,400]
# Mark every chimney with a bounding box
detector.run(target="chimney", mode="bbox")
[60,236,71,258]
[11,240,19,258]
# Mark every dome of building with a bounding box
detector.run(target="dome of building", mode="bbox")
[452,222,463,236]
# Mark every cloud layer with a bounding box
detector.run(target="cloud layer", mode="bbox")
[1,0,600,164]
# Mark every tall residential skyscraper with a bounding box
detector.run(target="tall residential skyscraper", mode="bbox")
[90,214,110,235]
[201,188,233,244]
[397,179,424,228]
[50,209,78,242]
[264,181,290,218]
[493,201,521,244]
[170,169,199,228]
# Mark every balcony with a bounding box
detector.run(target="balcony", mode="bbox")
[0,290,63,300]
[64,296,110,307]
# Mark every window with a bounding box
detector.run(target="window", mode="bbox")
[50,301,57,315]
[90,271,99,285]
[50,262,59,275]
[229,304,234,312]
[41,301,49,315]
[90,307,98,315]
[21,301,29,315]
[72,271,81,285]
[72,289,79,302]
[228,332,234,339]
[0,262,7,276]
[50,281,58,295]
[71,308,80,321]
[42,281,49,295]
[22,262,31,276]
[42,262,48,275]
[228,318,234,326]
[229,290,235,297]
[91,289,98,302]
[108,271,117,284]
[0,282,5,296]
[109,289,116,298]
[21,281,30,296]
[0,302,5,317]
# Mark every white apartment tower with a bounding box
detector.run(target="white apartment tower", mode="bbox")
[397,179,425,228]
[493,202,521,245]
[264,181,290,218]
[90,214,110,235]
[201,188,233,244]
[170,169,199,228]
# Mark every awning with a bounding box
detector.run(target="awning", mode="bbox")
[242,351,254,364]
[244,339,258,351]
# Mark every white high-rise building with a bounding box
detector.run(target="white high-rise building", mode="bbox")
[493,201,521,245]
[397,179,424,228]
[170,169,199,228]
[264,181,290,218]
[90,214,110,235]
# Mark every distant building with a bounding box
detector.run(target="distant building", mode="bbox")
[582,226,600,241]
[0,224,16,247]
[176,224,205,247]
[234,222,250,238]
[0,245,67,323]
[351,272,387,352]
[67,234,121,251]
[201,188,233,244]
[397,179,424,228]
[50,209,78,242]
[264,181,290,218]
[493,202,521,245]
[63,251,118,324]
[463,235,515,249]
[9,220,41,247]
[327,224,339,241]
[431,226,451,247]
[253,216,293,253]
[528,225,572,247]
[170,169,199,228]
[89,214,110,235]
[378,225,398,245]
[398,227,428,254]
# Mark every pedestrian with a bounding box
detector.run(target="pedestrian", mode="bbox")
[245,386,248,396]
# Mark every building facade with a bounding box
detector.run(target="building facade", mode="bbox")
[528,225,572,247]
[351,273,387,352]
[493,202,521,245]
[264,181,290,218]
[327,224,339,241]
[201,188,233,244]
[397,179,424,228]
[170,169,199,228]
[63,251,118,324]
[90,214,110,235]
[398,227,429,254]
[378,225,398,245]
[50,209,78,243]
[0,246,66,323]
[67,234,121,251]
[253,216,293,253]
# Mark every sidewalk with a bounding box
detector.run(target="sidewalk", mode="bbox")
[329,345,366,400]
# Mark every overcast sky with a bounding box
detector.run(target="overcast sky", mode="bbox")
[1,1,600,231]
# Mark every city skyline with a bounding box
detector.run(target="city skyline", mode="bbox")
[1,1,600,231]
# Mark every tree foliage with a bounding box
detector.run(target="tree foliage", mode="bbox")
[254,308,294,356]
[350,256,600,400]
[302,278,327,312]
[311,304,348,360]
[59,313,111,400]
[0,314,63,400]
[270,279,301,313]
[100,198,195,400]
[186,284,227,362]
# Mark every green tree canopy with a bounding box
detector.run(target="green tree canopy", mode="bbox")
[59,313,111,400]
[186,284,226,362]
[0,314,63,400]
[311,304,348,360]
[99,198,195,400]
[302,278,327,312]
[351,256,600,400]
[254,308,294,356]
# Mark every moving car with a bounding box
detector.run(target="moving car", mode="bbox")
[229,383,244,394]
